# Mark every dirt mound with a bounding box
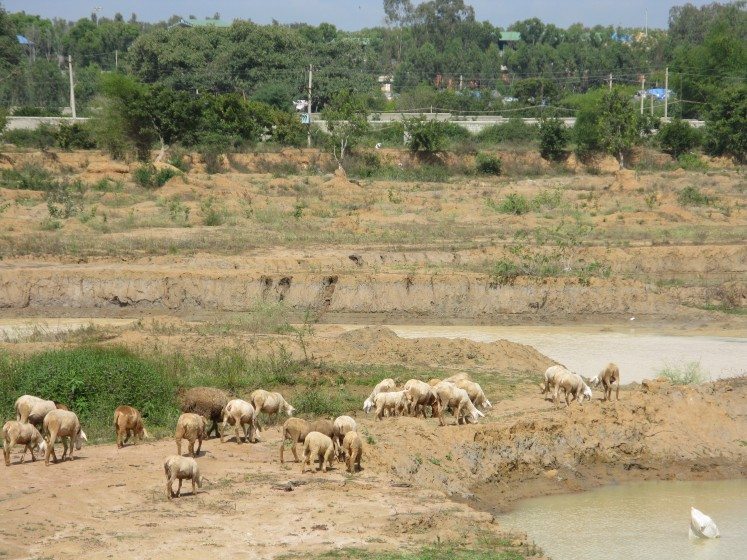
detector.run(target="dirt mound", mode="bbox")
[332,326,555,373]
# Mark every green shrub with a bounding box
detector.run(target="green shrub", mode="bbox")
[200,195,228,226]
[658,118,701,158]
[292,388,346,417]
[495,193,530,215]
[677,153,708,171]
[11,106,62,117]
[490,259,520,285]
[677,185,716,206]
[476,118,538,145]
[54,123,96,150]
[132,165,178,188]
[2,125,57,149]
[200,144,225,174]
[475,152,503,175]
[0,163,58,191]
[657,361,706,385]
[539,117,569,161]
[703,85,746,163]
[573,108,602,159]
[405,118,447,154]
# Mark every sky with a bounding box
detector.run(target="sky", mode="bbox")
[2,1,716,30]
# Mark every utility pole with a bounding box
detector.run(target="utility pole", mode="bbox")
[608,73,613,91]
[306,64,313,148]
[640,75,645,115]
[115,49,118,71]
[664,67,669,119]
[650,87,654,116]
[459,74,463,91]
[645,9,648,38]
[68,55,76,119]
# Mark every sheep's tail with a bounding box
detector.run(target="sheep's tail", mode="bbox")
[143,428,152,439]
[113,411,120,429]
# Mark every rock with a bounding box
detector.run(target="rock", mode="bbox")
[543,469,558,479]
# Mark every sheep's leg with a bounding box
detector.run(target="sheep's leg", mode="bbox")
[176,478,183,497]
[220,416,229,443]
[235,421,242,444]
[167,476,174,499]
[191,477,197,496]
[188,439,195,457]
[196,436,203,456]
[3,439,11,466]
[116,428,122,448]
[45,429,57,466]
[176,437,182,457]
[20,443,29,464]
[615,379,620,401]
[123,430,131,444]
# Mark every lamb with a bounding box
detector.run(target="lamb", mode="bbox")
[363,378,396,413]
[541,365,569,397]
[250,390,296,428]
[590,363,620,401]
[113,405,150,448]
[373,390,409,420]
[301,431,335,473]
[14,395,66,428]
[175,413,207,457]
[454,379,492,409]
[3,421,47,466]
[342,431,363,473]
[332,415,357,458]
[432,381,485,426]
[279,418,334,463]
[220,399,259,444]
[178,387,230,439]
[403,379,440,418]
[43,410,87,466]
[552,370,593,407]
[164,455,203,499]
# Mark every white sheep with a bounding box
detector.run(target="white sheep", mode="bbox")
[220,399,259,444]
[332,415,357,459]
[363,378,396,413]
[175,413,207,457]
[433,381,485,426]
[14,395,60,428]
[403,379,440,418]
[373,390,409,420]
[3,421,47,466]
[590,363,621,401]
[454,379,492,409]
[301,431,335,473]
[541,365,569,397]
[164,455,203,499]
[553,370,593,407]
[342,431,363,473]
[250,390,296,428]
[43,410,87,466]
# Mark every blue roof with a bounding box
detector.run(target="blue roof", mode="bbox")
[17,35,33,45]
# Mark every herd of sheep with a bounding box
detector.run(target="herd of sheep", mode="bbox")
[3,362,621,499]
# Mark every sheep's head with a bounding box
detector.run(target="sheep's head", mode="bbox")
[363,398,373,413]
[589,375,601,387]
[483,398,493,409]
[582,386,593,401]
[75,430,88,450]
[35,439,47,455]
[285,404,296,417]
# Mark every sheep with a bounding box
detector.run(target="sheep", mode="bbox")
[590,363,620,401]
[342,431,363,473]
[43,410,87,466]
[427,378,443,387]
[433,382,485,426]
[3,421,47,466]
[333,415,357,460]
[443,372,472,384]
[250,390,296,428]
[403,379,440,418]
[220,399,259,444]
[14,395,66,428]
[113,405,150,449]
[175,413,207,457]
[164,455,203,499]
[552,370,593,407]
[454,379,492,410]
[373,390,409,420]
[178,387,230,439]
[279,418,334,463]
[301,431,335,474]
[541,365,569,397]
[363,378,396,413]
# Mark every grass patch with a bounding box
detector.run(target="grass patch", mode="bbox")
[298,542,529,560]
[677,185,716,207]
[132,165,179,189]
[487,193,531,215]
[657,361,707,385]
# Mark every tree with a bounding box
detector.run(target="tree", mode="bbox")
[539,117,568,161]
[405,117,446,154]
[704,85,747,163]
[100,74,157,161]
[597,89,640,168]
[658,118,701,158]
[573,107,601,160]
[322,91,369,166]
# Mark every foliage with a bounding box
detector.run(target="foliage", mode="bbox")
[539,117,569,161]
[703,85,747,163]
[2,124,56,149]
[322,91,370,164]
[54,123,96,150]
[200,195,228,226]
[677,185,716,206]
[573,107,602,159]
[0,163,58,190]
[405,117,446,154]
[596,88,641,168]
[657,361,706,385]
[475,152,502,175]
[658,118,701,158]
[492,193,530,215]
[132,165,178,188]
[476,119,538,145]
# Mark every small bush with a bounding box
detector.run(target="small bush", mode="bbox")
[132,165,178,189]
[677,185,716,206]
[200,145,225,174]
[495,193,530,215]
[475,152,503,175]
[2,125,56,149]
[476,118,538,145]
[200,195,228,226]
[292,388,346,417]
[573,108,602,159]
[11,106,62,117]
[0,164,58,191]
[490,259,520,285]
[539,117,569,161]
[657,361,706,385]
[405,118,447,154]
[658,118,701,158]
[677,153,708,171]
[54,123,96,150]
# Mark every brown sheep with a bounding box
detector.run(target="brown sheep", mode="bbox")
[342,431,363,473]
[591,363,621,401]
[175,413,207,457]
[113,405,149,448]
[280,418,334,463]
[43,410,87,466]
[3,421,47,466]
[301,431,335,474]
[178,387,230,439]
[332,415,356,458]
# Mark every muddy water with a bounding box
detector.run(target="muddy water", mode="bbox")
[500,480,747,560]
[383,325,747,383]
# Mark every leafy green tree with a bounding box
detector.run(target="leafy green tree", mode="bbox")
[703,85,747,163]
[597,89,640,168]
[405,117,446,154]
[539,117,569,161]
[573,107,601,160]
[322,91,369,166]
[100,74,157,161]
[658,118,701,158]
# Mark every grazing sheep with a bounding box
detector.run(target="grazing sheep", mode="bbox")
[113,405,149,448]
[342,431,363,473]
[175,413,207,457]
[250,390,296,428]
[3,421,47,466]
[164,455,203,499]
[443,372,471,384]
[14,395,60,428]
[301,431,335,474]
[363,378,396,413]
[427,378,443,387]
[179,387,230,439]
[454,379,492,410]
[333,416,357,459]
[553,371,593,407]
[590,363,621,401]
[373,390,409,420]
[220,399,259,444]
[433,382,485,426]
[43,410,87,466]
[403,379,440,418]
[541,365,569,396]
[280,418,334,463]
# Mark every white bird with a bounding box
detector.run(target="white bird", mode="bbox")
[689,507,719,539]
